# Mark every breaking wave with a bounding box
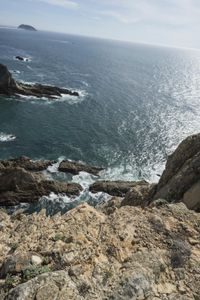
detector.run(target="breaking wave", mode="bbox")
[0,132,16,142]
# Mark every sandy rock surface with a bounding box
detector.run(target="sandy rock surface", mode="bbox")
[0,201,200,299]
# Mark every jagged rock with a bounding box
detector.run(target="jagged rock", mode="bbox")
[96,196,122,215]
[0,167,82,206]
[0,156,55,172]
[121,182,155,207]
[0,252,43,278]
[0,64,79,99]
[0,64,17,94]
[153,133,200,211]
[58,160,103,176]
[0,203,199,299]
[89,180,149,197]
[4,271,79,300]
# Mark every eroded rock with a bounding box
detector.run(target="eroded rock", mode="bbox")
[89,180,149,197]
[153,133,200,211]
[0,64,79,99]
[58,160,103,176]
[0,156,55,172]
[0,167,82,206]
[121,182,155,207]
[0,203,199,299]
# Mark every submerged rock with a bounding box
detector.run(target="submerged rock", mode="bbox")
[15,56,24,61]
[15,56,30,62]
[153,133,200,211]
[0,63,79,99]
[58,160,104,176]
[89,180,148,197]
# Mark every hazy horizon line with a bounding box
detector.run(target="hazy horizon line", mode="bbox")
[1,23,200,52]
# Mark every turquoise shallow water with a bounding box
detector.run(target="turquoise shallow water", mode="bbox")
[1,28,200,184]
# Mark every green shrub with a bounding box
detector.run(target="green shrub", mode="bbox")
[52,234,64,242]
[22,265,51,282]
[5,274,15,289]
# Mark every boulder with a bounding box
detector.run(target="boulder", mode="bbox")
[96,196,122,215]
[121,182,155,207]
[89,180,148,197]
[4,271,79,300]
[153,133,200,211]
[0,64,79,99]
[0,252,43,278]
[58,160,103,176]
[0,167,82,206]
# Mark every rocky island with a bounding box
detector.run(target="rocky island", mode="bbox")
[18,24,37,31]
[0,134,200,299]
[0,64,79,99]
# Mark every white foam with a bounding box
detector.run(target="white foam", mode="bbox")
[0,132,16,142]
[47,156,65,174]
[10,70,21,74]
[14,83,87,105]
[41,192,72,204]
[72,171,97,189]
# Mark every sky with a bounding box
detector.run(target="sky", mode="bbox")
[0,0,200,49]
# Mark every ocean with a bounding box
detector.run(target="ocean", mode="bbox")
[0,28,200,213]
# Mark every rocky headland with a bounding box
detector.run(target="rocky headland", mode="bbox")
[0,134,200,299]
[0,64,79,99]
[18,24,37,31]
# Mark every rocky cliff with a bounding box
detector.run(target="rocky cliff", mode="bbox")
[0,202,200,299]
[0,134,200,299]
[0,64,79,99]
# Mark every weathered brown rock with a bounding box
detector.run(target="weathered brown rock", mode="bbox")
[0,64,79,99]
[121,182,155,207]
[153,133,200,211]
[0,252,43,278]
[96,196,122,215]
[58,160,103,176]
[0,202,199,299]
[0,156,55,172]
[0,167,82,206]
[89,180,148,197]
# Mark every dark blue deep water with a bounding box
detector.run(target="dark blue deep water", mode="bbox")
[1,27,200,185]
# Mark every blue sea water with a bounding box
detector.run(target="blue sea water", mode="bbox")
[0,28,200,210]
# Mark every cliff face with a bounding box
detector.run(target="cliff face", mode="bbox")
[0,135,200,299]
[0,202,200,299]
[153,133,200,211]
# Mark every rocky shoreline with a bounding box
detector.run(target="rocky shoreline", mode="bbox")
[0,64,79,99]
[0,134,200,299]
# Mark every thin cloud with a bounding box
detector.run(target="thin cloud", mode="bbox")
[32,0,79,9]
[101,11,140,24]
[92,0,200,27]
